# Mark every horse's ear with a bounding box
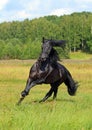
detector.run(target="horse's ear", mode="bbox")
[42,37,45,43]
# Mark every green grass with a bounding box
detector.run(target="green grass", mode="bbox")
[0,59,92,130]
[70,51,92,60]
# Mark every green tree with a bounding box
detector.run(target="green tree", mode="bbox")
[0,40,5,59]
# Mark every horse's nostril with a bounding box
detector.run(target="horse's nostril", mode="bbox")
[41,58,46,61]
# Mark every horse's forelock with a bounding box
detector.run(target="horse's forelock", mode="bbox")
[42,37,45,43]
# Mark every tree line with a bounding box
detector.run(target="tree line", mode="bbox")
[0,12,92,59]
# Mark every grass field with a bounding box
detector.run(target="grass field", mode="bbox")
[70,51,92,60]
[0,59,92,130]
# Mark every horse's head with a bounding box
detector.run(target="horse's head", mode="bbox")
[40,37,52,61]
[40,37,66,61]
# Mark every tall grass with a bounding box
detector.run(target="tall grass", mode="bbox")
[0,59,92,130]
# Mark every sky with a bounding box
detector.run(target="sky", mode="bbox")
[0,0,92,23]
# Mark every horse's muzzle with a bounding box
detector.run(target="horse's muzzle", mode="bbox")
[41,57,46,61]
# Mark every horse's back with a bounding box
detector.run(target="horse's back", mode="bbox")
[57,62,71,76]
[45,62,69,83]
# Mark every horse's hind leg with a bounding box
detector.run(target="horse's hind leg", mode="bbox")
[39,80,61,102]
[39,87,54,102]
[51,80,62,99]
[53,86,58,99]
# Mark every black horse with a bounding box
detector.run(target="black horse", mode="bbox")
[17,38,78,105]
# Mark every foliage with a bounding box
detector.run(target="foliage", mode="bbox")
[0,12,92,59]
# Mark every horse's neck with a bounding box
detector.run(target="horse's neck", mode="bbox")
[49,48,60,63]
[37,58,49,70]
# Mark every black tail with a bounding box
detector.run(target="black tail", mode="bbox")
[64,71,78,96]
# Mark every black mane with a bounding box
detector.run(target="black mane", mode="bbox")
[49,48,60,67]
[51,39,66,47]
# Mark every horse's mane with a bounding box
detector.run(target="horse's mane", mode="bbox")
[49,48,60,66]
[51,39,66,47]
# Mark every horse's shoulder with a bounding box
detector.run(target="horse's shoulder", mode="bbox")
[30,62,38,71]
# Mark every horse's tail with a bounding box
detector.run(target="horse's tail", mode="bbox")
[64,70,78,96]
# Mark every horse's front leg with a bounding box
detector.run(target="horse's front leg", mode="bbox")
[21,78,34,97]
[17,77,35,105]
[17,77,44,105]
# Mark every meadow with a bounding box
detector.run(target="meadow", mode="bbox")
[0,58,92,130]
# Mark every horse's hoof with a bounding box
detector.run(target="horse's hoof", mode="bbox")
[16,101,21,106]
[39,100,43,103]
[17,97,24,105]
[39,101,42,103]
[39,99,46,103]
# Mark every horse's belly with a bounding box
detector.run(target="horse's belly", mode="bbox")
[45,69,60,83]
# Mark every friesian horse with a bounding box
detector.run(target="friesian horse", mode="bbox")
[17,38,78,105]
